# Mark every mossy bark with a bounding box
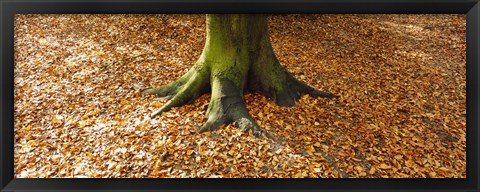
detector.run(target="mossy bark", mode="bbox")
[142,14,337,137]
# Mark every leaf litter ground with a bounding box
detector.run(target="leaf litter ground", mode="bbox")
[14,14,466,178]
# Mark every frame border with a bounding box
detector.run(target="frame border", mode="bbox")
[1,0,479,191]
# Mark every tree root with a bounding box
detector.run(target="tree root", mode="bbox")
[198,80,273,139]
[140,69,194,99]
[197,96,273,138]
[291,75,338,99]
[142,64,336,139]
[142,68,209,118]
[253,72,338,108]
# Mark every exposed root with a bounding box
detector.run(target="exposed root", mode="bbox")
[232,108,274,139]
[143,67,336,138]
[303,84,338,99]
[197,79,274,139]
[142,68,209,118]
[149,95,187,118]
[292,76,338,99]
[197,96,273,139]
[143,68,336,138]
[286,72,338,101]
[140,69,194,99]
[267,73,338,107]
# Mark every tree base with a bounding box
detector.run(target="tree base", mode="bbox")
[142,14,337,138]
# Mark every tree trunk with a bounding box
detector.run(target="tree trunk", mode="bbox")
[142,14,336,137]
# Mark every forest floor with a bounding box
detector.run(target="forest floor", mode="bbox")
[14,14,466,178]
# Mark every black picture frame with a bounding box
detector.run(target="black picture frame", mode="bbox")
[1,0,479,191]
